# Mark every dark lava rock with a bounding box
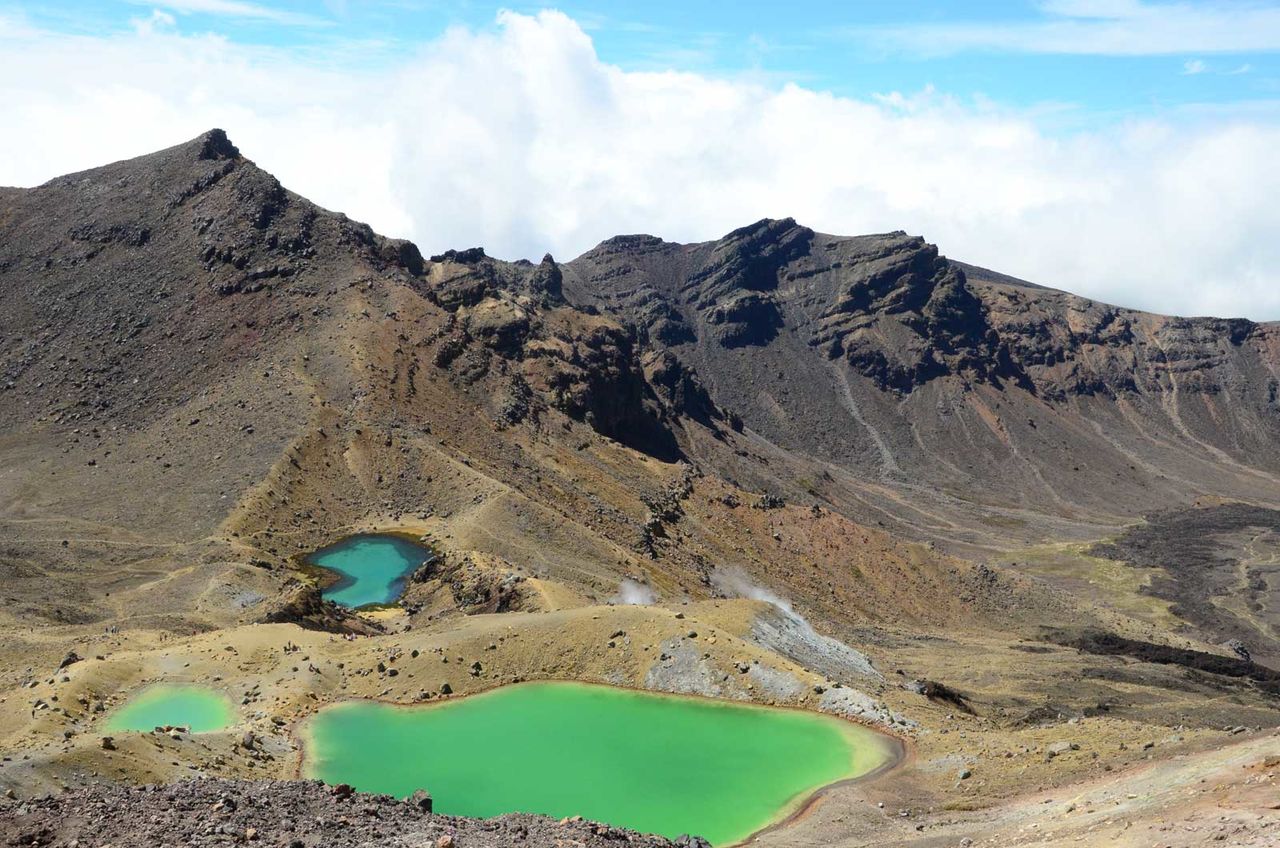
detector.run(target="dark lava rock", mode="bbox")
[431,246,488,264]
[1089,504,1280,662]
[1052,628,1280,696]
[259,581,381,636]
[909,679,975,714]
[407,788,433,813]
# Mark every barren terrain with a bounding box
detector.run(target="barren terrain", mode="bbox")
[1,131,1278,846]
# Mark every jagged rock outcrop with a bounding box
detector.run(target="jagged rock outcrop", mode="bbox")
[641,350,719,426]
[259,581,382,635]
[407,550,534,614]
[422,248,712,460]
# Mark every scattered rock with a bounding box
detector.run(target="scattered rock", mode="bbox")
[408,789,433,813]
[57,652,81,670]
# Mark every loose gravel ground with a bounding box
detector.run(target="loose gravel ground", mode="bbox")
[0,779,689,848]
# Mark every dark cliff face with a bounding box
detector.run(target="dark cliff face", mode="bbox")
[684,219,811,348]
[563,217,1280,531]
[419,245,718,461]
[974,272,1277,403]
[801,231,1025,393]
[564,222,1029,395]
[564,217,1278,405]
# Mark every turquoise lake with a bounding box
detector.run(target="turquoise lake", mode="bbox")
[302,682,894,845]
[104,684,235,733]
[304,533,434,608]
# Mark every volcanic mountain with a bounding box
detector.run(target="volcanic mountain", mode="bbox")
[1,131,1278,847]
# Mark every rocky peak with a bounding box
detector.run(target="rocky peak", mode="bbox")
[667,219,811,349]
[196,128,240,161]
[806,233,1023,392]
[565,223,1038,393]
[686,218,813,303]
[529,253,564,303]
[588,233,672,257]
[0,129,431,429]
[424,249,565,313]
[430,246,488,264]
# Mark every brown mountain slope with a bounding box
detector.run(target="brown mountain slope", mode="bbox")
[2,131,1280,845]
[562,220,1280,662]
[3,128,1278,663]
[0,131,1047,640]
[562,220,1280,545]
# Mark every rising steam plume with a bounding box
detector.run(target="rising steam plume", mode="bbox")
[611,578,657,606]
[710,566,797,613]
[710,566,879,680]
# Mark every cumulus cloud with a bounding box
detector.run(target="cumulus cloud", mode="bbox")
[1,10,1278,319]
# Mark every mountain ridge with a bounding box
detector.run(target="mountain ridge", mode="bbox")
[6,128,1280,555]
[3,131,1280,848]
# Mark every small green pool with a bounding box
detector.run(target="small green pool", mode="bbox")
[301,682,893,845]
[303,533,434,608]
[104,684,235,733]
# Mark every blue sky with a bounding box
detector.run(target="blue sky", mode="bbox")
[15,1,1280,121]
[3,2,1280,318]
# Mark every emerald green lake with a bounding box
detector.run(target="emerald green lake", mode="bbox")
[302,682,892,845]
[304,533,434,608]
[104,684,234,733]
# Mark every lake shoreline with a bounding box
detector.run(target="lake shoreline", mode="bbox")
[296,531,437,609]
[103,683,237,735]
[293,679,907,846]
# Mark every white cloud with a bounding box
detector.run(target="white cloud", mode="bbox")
[1,10,1279,319]
[131,9,177,36]
[0,10,41,39]
[1039,0,1160,19]
[859,1,1280,56]
[126,0,327,26]
[1182,57,1207,73]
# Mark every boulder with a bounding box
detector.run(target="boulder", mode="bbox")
[407,789,433,813]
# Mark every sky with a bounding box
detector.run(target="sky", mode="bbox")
[2,1,1279,319]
